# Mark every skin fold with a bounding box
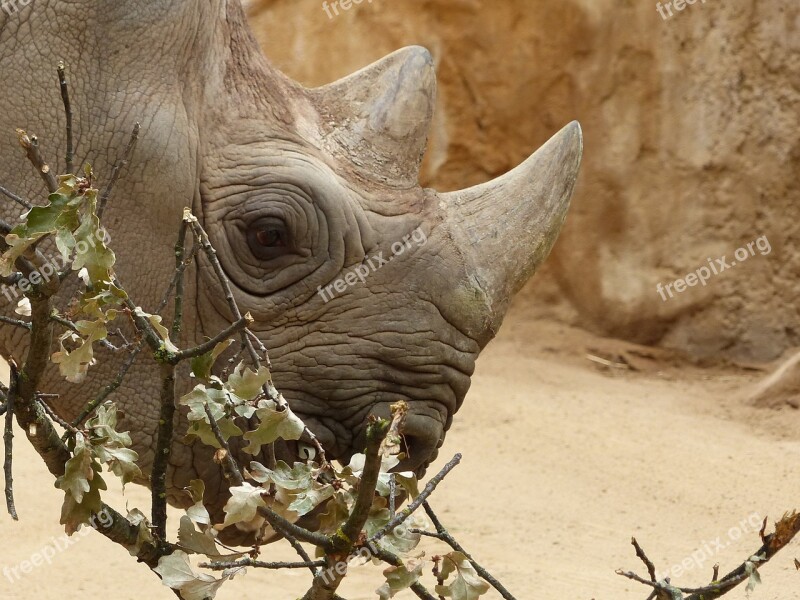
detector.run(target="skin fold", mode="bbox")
[0,1,582,541]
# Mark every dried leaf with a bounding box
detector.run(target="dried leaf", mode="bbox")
[59,460,107,535]
[135,307,179,353]
[51,319,108,383]
[191,339,235,381]
[343,453,412,497]
[125,508,155,557]
[87,402,141,485]
[178,515,220,557]
[57,432,93,503]
[154,550,236,599]
[14,298,30,316]
[365,502,424,556]
[770,511,800,551]
[0,178,82,276]
[221,483,266,528]
[185,480,211,526]
[435,551,490,600]
[227,362,270,403]
[376,557,425,599]
[242,405,304,454]
[744,554,765,592]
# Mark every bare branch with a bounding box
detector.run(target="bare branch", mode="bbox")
[171,219,189,343]
[418,500,517,600]
[97,123,139,219]
[3,366,17,520]
[68,340,145,430]
[258,505,332,550]
[0,183,32,210]
[369,453,461,545]
[201,558,325,571]
[56,61,75,175]
[173,314,252,362]
[0,315,31,330]
[204,403,244,486]
[16,130,57,193]
[632,537,657,582]
[51,313,121,352]
[620,512,800,600]
[151,362,177,542]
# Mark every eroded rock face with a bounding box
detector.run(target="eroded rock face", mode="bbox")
[247,0,800,362]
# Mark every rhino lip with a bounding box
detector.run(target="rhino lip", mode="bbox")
[296,405,446,475]
[393,413,445,475]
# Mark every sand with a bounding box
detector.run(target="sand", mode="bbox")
[1,313,799,600]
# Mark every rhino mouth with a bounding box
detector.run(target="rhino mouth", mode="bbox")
[393,412,446,475]
[290,399,447,476]
[343,407,447,476]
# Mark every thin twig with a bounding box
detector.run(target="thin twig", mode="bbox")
[3,365,17,520]
[70,230,194,430]
[151,362,176,542]
[632,537,657,582]
[56,61,74,175]
[37,394,79,435]
[16,130,57,193]
[389,474,396,516]
[97,123,139,219]
[620,511,800,600]
[204,404,244,486]
[258,505,332,550]
[201,558,325,571]
[187,217,278,398]
[171,219,189,343]
[173,315,251,363]
[421,501,517,600]
[116,285,164,351]
[51,313,120,351]
[68,340,145,430]
[0,183,32,210]
[0,315,31,330]
[284,534,321,575]
[369,453,461,544]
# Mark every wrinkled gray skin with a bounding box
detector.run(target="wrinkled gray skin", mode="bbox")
[0,1,581,541]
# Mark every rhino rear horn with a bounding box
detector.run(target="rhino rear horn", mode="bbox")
[313,46,436,188]
[443,121,584,319]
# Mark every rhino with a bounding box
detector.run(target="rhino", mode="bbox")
[0,0,582,536]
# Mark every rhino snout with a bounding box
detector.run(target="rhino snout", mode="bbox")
[345,405,445,475]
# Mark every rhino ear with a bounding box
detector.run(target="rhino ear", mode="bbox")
[312,46,436,188]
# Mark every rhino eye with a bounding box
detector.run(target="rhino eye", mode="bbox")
[246,218,292,260]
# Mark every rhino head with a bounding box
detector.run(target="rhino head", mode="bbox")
[0,1,581,518]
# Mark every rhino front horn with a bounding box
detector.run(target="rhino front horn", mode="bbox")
[443,121,583,322]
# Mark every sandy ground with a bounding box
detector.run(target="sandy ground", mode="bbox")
[1,312,799,600]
